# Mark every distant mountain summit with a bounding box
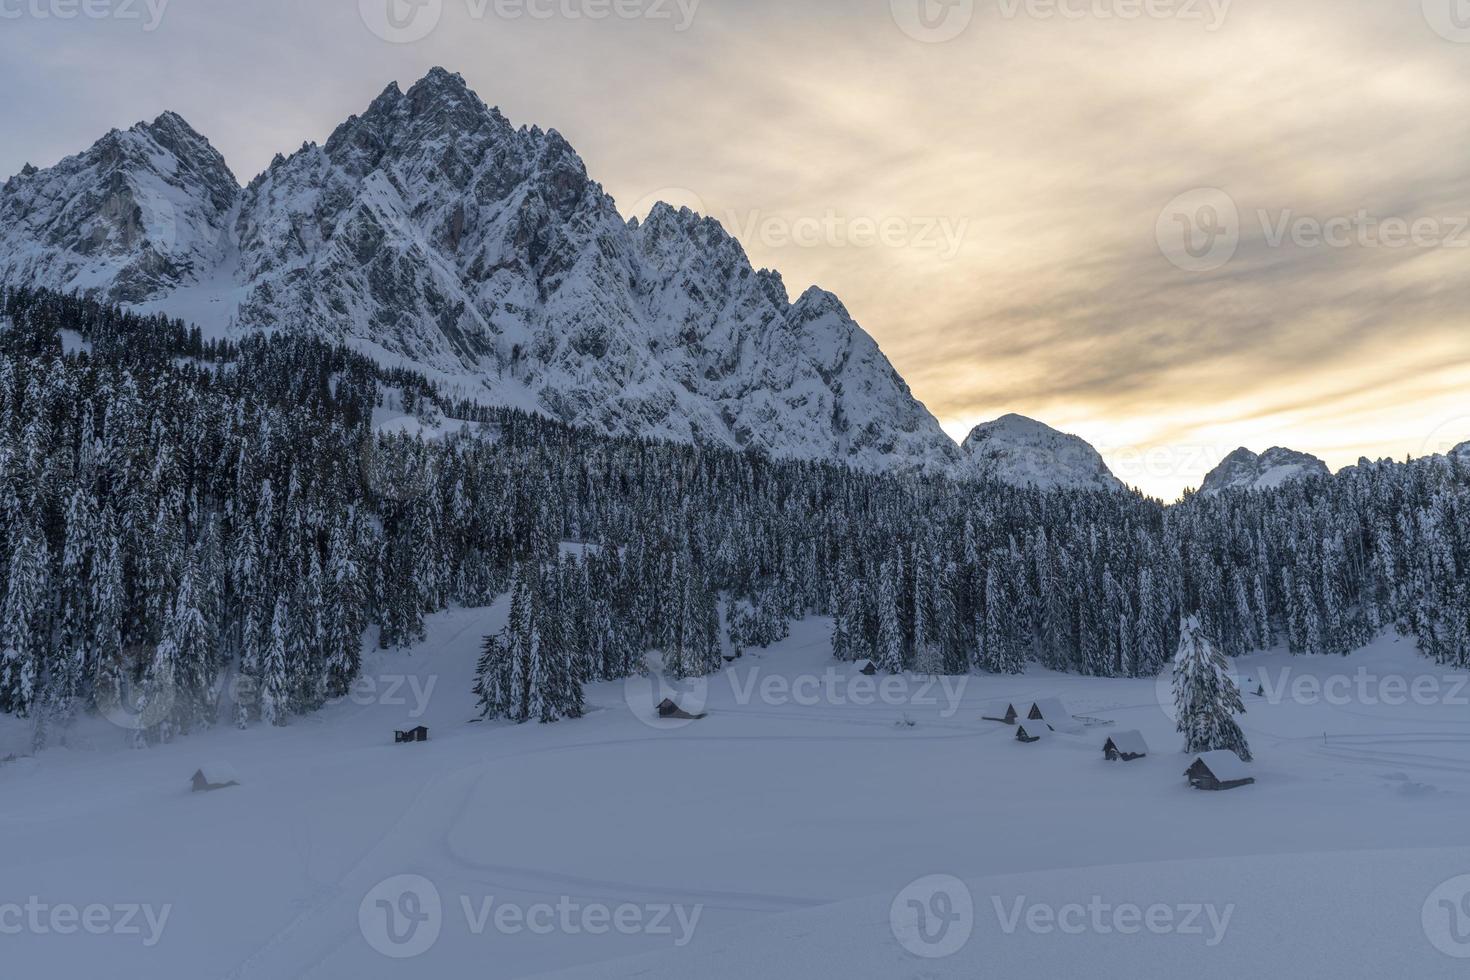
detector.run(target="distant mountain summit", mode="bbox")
[0,68,958,473]
[960,414,1124,492]
[1200,447,1330,494]
[0,111,237,304]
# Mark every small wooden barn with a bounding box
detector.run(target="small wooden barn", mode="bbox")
[855,659,879,676]
[191,763,240,793]
[657,699,707,721]
[1016,721,1053,743]
[1103,730,1149,762]
[1028,698,1083,734]
[1185,750,1254,791]
[982,702,1021,725]
[395,726,430,744]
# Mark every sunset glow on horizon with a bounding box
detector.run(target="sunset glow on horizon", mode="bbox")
[4,0,1468,499]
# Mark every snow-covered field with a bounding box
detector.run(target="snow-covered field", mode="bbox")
[4,608,1470,978]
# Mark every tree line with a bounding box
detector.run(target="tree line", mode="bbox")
[0,287,1465,745]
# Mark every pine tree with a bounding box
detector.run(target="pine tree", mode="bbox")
[261,596,291,727]
[0,531,47,716]
[1172,616,1252,761]
[877,555,904,674]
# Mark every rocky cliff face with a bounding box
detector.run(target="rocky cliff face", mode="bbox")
[0,68,958,472]
[0,111,237,304]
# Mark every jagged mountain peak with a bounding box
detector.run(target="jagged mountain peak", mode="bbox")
[0,69,965,474]
[961,415,1124,492]
[0,108,237,304]
[1200,446,1330,494]
[791,286,850,322]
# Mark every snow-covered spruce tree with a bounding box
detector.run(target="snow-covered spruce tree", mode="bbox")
[260,596,291,727]
[877,555,904,674]
[473,632,513,720]
[0,530,47,716]
[1171,615,1252,761]
[154,563,216,737]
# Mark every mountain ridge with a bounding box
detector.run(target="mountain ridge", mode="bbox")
[0,68,977,473]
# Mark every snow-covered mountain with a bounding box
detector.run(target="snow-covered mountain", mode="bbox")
[0,111,237,304]
[0,68,958,472]
[959,414,1124,492]
[1199,447,1330,494]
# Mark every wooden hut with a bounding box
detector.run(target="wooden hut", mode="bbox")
[657,699,707,721]
[855,659,879,676]
[982,702,1022,725]
[191,763,240,793]
[1028,698,1083,734]
[1185,750,1254,790]
[1016,721,1053,743]
[395,726,430,744]
[1103,730,1149,762]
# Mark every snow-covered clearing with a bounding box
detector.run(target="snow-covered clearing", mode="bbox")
[3,611,1469,978]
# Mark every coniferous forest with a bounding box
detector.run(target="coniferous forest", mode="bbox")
[0,287,1467,745]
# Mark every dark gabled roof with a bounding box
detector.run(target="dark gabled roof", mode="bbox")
[1189,750,1251,781]
[1105,730,1149,755]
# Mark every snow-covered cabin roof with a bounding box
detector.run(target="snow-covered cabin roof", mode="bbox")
[854,659,877,671]
[1016,721,1053,739]
[1191,750,1250,781]
[1105,730,1149,755]
[1029,698,1083,733]
[194,762,239,785]
[1029,698,1072,721]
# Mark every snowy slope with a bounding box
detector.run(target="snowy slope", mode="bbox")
[1199,447,1331,494]
[960,414,1125,491]
[0,69,958,473]
[2,619,1467,979]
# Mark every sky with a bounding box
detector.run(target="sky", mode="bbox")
[3,0,1469,498]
